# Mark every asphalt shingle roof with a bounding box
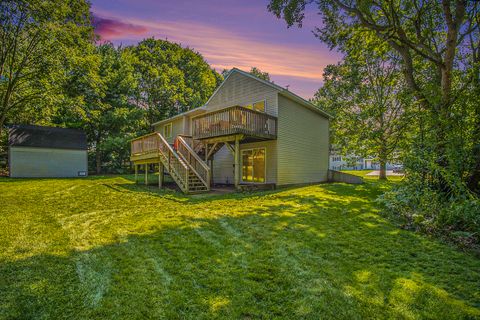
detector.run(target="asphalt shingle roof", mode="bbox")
[8,125,87,150]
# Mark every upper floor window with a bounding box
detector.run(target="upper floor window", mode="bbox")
[244,100,266,113]
[253,100,265,112]
[332,156,342,162]
[164,123,172,138]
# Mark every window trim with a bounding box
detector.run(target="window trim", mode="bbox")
[240,147,266,184]
[163,123,172,138]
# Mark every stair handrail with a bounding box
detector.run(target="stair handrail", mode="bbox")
[176,136,211,189]
[156,133,190,192]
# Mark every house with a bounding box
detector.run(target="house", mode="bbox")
[8,125,88,178]
[329,153,364,171]
[329,152,401,171]
[130,68,331,193]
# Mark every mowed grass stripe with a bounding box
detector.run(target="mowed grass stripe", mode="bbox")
[0,175,479,319]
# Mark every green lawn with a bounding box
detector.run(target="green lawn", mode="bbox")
[0,176,479,319]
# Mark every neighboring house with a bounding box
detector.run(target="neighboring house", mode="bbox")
[329,152,400,171]
[329,153,364,171]
[130,68,331,193]
[362,158,400,170]
[8,125,88,178]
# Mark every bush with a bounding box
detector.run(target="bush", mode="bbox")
[378,182,480,250]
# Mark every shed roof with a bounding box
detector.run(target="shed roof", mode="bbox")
[8,125,87,150]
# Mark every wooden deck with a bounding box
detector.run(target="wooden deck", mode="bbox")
[130,133,211,193]
[191,106,277,141]
[130,106,278,193]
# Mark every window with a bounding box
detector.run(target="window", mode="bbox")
[253,100,265,112]
[163,123,172,138]
[242,148,265,183]
[332,156,342,162]
[244,100,266,113]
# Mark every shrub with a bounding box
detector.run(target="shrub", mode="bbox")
[378,182,480,250]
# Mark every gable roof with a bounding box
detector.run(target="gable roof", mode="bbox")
[206,68,332,119]
[150,67,332,126]
[8,125,87,150]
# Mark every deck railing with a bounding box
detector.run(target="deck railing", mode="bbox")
[176,136,210,187]
[191,106,277,140]
[130,132,190,192]
[131,133,160,155]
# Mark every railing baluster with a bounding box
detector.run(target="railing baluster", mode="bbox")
[190,106,277,140]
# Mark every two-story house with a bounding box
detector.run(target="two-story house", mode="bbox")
[130,68,331,193]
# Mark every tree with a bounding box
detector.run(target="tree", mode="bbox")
[128,38,221,124]
[314,50,411,179]
[249,67,271,81]
[0,0,93,136]
[222,67,272,81]
[268,0,480,195]
[57,43,144,174]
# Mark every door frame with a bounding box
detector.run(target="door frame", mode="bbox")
[240,147,267,184]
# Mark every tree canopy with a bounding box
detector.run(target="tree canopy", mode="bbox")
[128,38,222,124]
[0,0,93,136]
[314,48,412,179]
[269,0,480,243]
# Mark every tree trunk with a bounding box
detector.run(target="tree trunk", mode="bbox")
[0,112,6,138]
[378,141,388,180]
[379,160,387,180]
[95,147,101,174]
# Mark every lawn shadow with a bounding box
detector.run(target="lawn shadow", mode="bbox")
[1,182,480,319]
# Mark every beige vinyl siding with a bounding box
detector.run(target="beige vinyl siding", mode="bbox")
[212,140,277,184]
[183,116,190,135]
[153,117,185,144]
[212,145,234,184]
[205,72,279,116]
[9,147,87,178]
[277,94,329,185]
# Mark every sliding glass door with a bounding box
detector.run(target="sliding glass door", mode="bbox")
[242,148,265,183]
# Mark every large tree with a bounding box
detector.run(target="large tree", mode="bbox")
[314,49,411,179]
[268,0,480,195]
[57,43,144,174]
[0,0,93,136]
[128,38,222,124]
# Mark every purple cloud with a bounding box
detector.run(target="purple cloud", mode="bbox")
[92,14,148,39]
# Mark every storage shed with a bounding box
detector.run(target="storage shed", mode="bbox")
[8,125,88,178]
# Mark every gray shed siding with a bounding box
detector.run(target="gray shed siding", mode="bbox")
[9,147,87,178]
[212,140,277,184]
[205,72,279,116]
[277,94,329,185]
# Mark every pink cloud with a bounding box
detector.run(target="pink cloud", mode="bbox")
[92,15,148,39]
[91,11,340,98]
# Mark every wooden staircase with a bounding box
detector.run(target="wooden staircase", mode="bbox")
[180,135,224,160]
[130,133,211,194]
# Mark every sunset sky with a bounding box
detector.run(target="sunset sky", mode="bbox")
[90,0,342,99]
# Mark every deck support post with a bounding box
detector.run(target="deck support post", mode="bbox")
[158,162,164,188]
[210,159,214,187]
[205,143,209,162]
[134,164,138,183]
[145,164,148,185]
[234,136,240,189]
